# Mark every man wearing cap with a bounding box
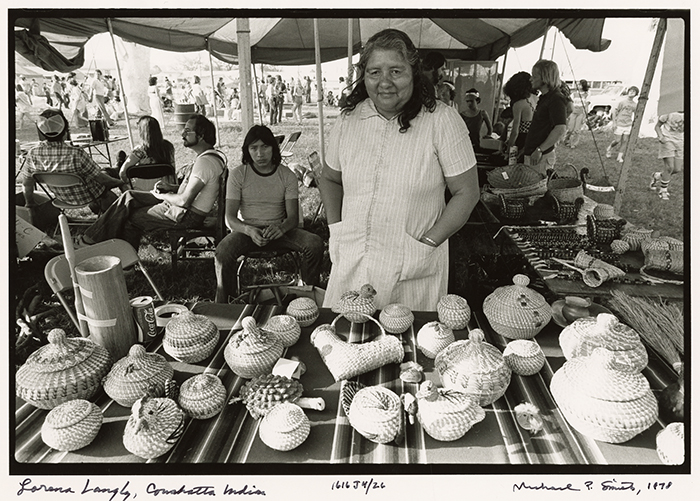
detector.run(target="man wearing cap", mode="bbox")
[20,108,125,219]
[90,70,115,126]
[77,114,226,250]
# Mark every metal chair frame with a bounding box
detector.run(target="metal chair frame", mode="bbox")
[124,163,177,190]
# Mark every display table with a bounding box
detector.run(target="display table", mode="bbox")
[14,303,676,465]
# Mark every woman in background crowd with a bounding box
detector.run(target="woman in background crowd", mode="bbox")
[502,72,537,162]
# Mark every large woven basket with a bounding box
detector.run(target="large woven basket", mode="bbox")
[437,294,471,330]
[163,310,219,363]
[550,348,658,443]
[178,373,227,419]
[559,313,648,373]
[488,163,546,190]
[341,381,402,444]
[502,339,546,376]
[310,313,404,382]
[548,163,584,203]
[434,329,512,406]
[644,249,683,275]
[379,303,414,334]
[259,402,310,451]
[286,297,319,327]
[103,344,174,407]
[123,396,185,459]
[224,317,284,379]
[262,314,301,347]
[416,321,455,359]
[482,274,552,339]
[16,329,113,410]
[415,381,485,442]
[41,399,103,452]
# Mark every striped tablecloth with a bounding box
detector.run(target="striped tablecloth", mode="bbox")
[14,302,675,465]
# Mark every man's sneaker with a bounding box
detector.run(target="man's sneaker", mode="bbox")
[649,172,662,191]
[658,189,670,200]
[617,153,624,163]
[605,147,612,158]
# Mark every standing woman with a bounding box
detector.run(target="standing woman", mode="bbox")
[319,28,479,311]
[118,115,176,190]
[502,72,538,162]
[67,79,90,128]
[148,76,166,130]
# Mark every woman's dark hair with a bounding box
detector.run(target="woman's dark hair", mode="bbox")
[137,115,173,165]
[149,76,158,86]
[503,72,535,103]
[241,124,281,167]
[343,28,436,133]
[578,79,590,92]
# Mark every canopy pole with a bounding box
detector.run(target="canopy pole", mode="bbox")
[495,50,508,123]
[237,18,254,134]
[206,41,221,144]
[347,19,353,89]
[538,23,550,60]
[614,18,667,214]
[252,64,263,125]
[314,19,326,166]
[106,18,134,150]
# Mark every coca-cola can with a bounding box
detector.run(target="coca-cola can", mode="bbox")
[130,296,157,342]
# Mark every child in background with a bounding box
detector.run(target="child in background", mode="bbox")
[650,111,684,200]
[460,88,493,152]
[606,86,639,162]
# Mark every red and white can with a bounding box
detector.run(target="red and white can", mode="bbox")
[130,296,157,342]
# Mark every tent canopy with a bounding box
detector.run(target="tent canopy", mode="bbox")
[14,15,610,68]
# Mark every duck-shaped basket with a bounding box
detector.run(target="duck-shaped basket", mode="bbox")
[434,329,512,406]
[559,313,648,373]
[341,381,403,444]
[178,373,227,420]
[414,381,485,441]
[332,284,377,323]
[262,315,301,347]
[259,402,311,451]
[123,395,185,459]
[550,347,658,443]
[310,313,404,382]
[163,310,219,363]
[102,344,175,407]
[224,317,284,379]
[41,399,103,452]
[16,328,112,410]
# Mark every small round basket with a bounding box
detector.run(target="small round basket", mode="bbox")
[103,344,174,407]
[178,373,227,419]
[502,339,546,376]
[163,310,219,363]
[41,399,103,452]
[482,274,552,339]
[259,402,310,451]
[437,294,471,330]
[434,329,512,406]
[656,422,684,465]
[416,321,455,359]
[262,314,301,347]
[379,303,414,334]
[224,317,284,379]
[16,329,113,410]
[286,297,319,327]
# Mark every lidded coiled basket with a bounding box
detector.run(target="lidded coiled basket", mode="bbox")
[262,314,301,347]
[259,402,310,451]
[102,344,174,407]
[434,329,512,406]
[379,303,414,334]
[16,328,112,409]
[224,317,283,379]
[286,297,319,327]
[178,373,227,419]
[437,294,471,330]
[482,274,552,339]
[502,339,546,376]
[550,347,658,443]
[163,310,219,363]
[416,321,455,359]
[41,399,103,451]
[559,313,648,373]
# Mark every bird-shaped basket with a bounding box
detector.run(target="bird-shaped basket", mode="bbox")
[122,395,185,459]
[229,373,325,420]
[224,317,284,379]
[332,284,377,323]
[341,381,403,445]
[413,381,485,441]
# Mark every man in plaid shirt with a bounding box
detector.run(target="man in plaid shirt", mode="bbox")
[20,108,125,217]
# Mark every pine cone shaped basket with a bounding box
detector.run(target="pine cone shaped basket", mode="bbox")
[559,313,648,373]
[262,315,301,347]
[310,313,404,382]
[332,284,377,323]
[178,373,227,419]
[502,339,546,376]
[434,329,512,406]
[123,396,185,459]
[342,381,403,444]
[286,297,319,327]
[656,422,684,465]
[41,399,103,452]
[16,328,113,410]
[550,348,658,443]
[233,374,305,419]
[379,303,414,334]
[416,321,455,359]
[224,317,284,379]
[259,402,310,451]
[102,344,175,407]
[163,310,219,363]
[437,294,471,330]
[482,274,552,339]
[415,381,486,441]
